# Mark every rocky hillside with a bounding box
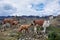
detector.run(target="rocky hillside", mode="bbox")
[51,15,60,27]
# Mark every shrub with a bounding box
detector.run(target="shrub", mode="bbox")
[48,31,57,40]
[55,33,60,40]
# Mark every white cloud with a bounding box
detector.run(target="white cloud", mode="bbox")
[0,0,60,16]
[0,2,17,16]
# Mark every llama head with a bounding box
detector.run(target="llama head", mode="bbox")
[49,15,53,20]
[30,23,34,26]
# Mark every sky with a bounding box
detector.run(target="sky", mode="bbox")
[0,0,60,16]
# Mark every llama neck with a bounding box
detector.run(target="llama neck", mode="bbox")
[29,24,32,26]
[28,24,32,28]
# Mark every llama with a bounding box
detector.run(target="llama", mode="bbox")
[33,15,53,34]
[18,23,33,33]
[2,18,19,28]
[1,23,10,32]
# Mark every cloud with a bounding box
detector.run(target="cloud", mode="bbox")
[0,0,3,1]
[0,3,17,16]
[0,0,60,16]
[58,0,60,6]
[31,3,45,11]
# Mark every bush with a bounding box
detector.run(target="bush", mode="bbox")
[55,33,60,40]
[48,31,60,40]
[48,31,57,40]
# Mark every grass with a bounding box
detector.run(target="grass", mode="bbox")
[0,24,60,40]
[46,25,60,40]
[47,25,60,33]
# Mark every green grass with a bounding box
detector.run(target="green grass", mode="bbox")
[46,25,60,40]
[47,25,60,33]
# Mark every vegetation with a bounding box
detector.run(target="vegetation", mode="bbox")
[47,25,60,40]
[48,31,57,40]
[47,31,60,40]
[0,16,60,40]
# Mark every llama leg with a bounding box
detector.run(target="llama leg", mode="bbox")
[18,28,22,32]
[34,26,36,33]
[43,27,46,34]
[26,29,29,35]
[42,21,47,34]
[34,25,38,34]
[26,29,29,33]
